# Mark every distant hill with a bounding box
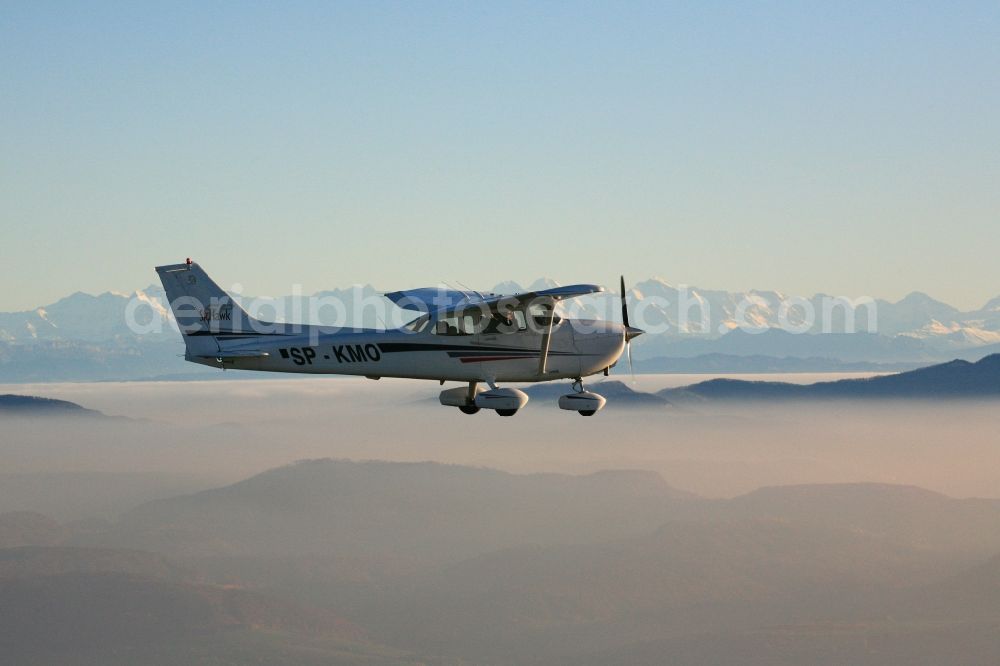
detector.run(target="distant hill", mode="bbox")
[0,339,214,382]
[661,354,1000,401]
[71,460,1000,664]
[373,518,938,662]
[632,353,923,374]
[570,617,1000,666]
[0,472,214,523]
[571,521,1000,666]
[363,481,1000,662]
[0,512,65,548]
[0,545,413,665]
[0,394,100,416]
[522,379,670,407]
[677,483,1000,558]
[0,546,185,582]
[903,552,1000,621]
[92,459,692,566]
[0,569,364,641]
[0,572,383,664]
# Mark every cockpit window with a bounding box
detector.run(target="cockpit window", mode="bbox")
[429,309,550,335]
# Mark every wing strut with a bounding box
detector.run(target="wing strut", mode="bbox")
[537,304,555,375]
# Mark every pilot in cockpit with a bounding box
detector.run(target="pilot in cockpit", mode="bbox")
[482,311,515,335]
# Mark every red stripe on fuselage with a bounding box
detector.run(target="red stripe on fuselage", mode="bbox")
[459,355,536,363]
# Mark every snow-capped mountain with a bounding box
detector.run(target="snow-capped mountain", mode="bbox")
[497,279,1000,347]
[872,292,962,336]
[0,286,172,343]
[902,320,1000,348]
[1,279,996,347]
[0,278,997,381]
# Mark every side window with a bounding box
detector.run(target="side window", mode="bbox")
[483,313,516,334]
[433,316,472,336]
[527,303,560,328]
[435,311,528,335]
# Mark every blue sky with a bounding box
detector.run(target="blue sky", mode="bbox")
[1,1,998,311]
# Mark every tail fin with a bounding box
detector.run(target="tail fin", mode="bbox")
[155,260,258,357]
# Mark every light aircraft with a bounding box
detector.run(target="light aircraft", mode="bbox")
[155,260,643,416]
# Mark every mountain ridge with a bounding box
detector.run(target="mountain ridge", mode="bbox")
[0,394,102,416]
[2,279,999,381]
[661,353,1000,401]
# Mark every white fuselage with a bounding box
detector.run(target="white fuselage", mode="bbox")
[192,319,626,383]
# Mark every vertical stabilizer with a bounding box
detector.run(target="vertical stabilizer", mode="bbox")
[155,260,259,358]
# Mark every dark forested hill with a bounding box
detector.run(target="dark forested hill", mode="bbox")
[0,394,101,416]
[661,354,1000,401]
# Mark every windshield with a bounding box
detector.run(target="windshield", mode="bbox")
[403,315,430,332]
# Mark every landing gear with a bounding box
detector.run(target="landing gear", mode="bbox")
[559,378,606,416]
[440,381,483,414]
[439,380,529,415]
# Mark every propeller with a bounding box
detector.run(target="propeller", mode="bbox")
[620,276,644,381]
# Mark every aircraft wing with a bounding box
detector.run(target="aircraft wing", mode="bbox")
[384,284,605,317]
[521,284,607,301]
[384,288,486,312]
